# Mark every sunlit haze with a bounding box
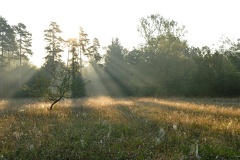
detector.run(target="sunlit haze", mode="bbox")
[1,0,240,67]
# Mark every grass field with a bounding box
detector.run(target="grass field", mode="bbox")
[0,97,239,159]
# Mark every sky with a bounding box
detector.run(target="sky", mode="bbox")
[1,0,240,67]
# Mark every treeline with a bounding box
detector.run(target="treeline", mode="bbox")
[104,14,240,97]
[1,14,240,98]
[0,16,100,98]
[0,16,34,97]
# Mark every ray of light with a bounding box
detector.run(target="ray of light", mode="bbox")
[104,56,158,91]
[83,61,129,97]
[5,66,37,98]
[83,63,111,97]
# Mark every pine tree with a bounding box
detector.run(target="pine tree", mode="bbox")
[78,27,89,68]
[14,23,33,67]
[0,16,15,68]
[44,22,64,73]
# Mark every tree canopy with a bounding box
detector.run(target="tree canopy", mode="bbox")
[1,14,240,99]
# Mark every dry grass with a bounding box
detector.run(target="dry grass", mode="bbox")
[0,97,239,159]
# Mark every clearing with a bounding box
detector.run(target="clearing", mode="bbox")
[0,97,239,159]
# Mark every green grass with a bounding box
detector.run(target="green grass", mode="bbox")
[0,97,240,159]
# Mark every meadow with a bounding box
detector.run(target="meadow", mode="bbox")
[0,97,239,159]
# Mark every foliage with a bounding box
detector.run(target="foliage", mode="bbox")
[44,21,64,74]
[113,14,190,96]
[39,22,89,109]
[0,16,34,98]
[138,14,186,46]
[0,64,37,98]
[0,16,18,69]
[87,38,101,62]
[2,13,240,98]
[66,38,86,98]
[104,38,132,95]
[14,23,33,67]
[110,14,240,97]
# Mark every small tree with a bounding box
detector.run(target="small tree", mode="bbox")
[47,63,71,110]
[29,63,71,110]
[30,22,69,110]
[28,24,99,109]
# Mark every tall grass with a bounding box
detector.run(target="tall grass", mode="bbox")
[0,97,239,159]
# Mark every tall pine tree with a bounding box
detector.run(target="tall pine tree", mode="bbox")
[14,23,33,67]
[44,22,64,73]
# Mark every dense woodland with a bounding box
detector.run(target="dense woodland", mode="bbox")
[1,14,240,98]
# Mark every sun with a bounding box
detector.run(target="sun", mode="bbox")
[29,25,79,68]
[29,23,95,68]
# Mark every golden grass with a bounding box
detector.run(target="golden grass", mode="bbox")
[137,98,240,131]
[0,97,239,159]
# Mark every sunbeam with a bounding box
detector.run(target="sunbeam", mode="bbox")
[83,63,110,97]
[4,66,37,97]
[84,63,126,97]
[104,55,158,94]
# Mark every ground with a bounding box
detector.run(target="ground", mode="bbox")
[0,97,239,159]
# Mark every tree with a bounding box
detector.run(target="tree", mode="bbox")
[78,27,89,68]
[6,31,17,70]
[31,23,89,110]
[104,38,131,95]
[14,23,33,67]
[30,63,71,110]
[128,14,189,96]
[66,38,86,97]
[40,22,69,110]
[44,22,64,74]
[0,16,16,96]
[138,14,186,47]
[13,23,32,86]
[88,38,101,62]
[105,38,125,63]
[0,16,16,69]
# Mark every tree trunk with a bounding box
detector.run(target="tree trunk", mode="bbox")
[49,95,63,110]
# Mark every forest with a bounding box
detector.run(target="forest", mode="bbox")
[1,14,240,99]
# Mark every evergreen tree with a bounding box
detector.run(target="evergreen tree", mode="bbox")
[88,38,101,62]
[0,16,16,96]
[44,22,64,73]
[14,23,33,67]
[78,27,89,68]
[104,38,131,95]
[0,16,15,69]
[66,38,85,97]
